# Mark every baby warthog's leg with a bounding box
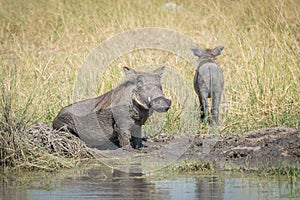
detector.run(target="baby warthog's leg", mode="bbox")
[199,94,209,121]
[211,92,222,124]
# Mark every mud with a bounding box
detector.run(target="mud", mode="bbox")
[184,126,300,170]
[25,124,300,172]
[91,126,300,171]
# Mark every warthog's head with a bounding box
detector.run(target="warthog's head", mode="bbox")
[124,66,171,113]
[191,46,224,60]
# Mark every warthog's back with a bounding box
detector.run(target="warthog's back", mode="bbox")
[52,96,117,147]
[194,63,224,98]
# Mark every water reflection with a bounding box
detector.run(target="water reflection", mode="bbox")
[1,166,299,200]
[196,176,224,199]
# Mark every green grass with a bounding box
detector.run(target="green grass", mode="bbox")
[163,160,215,174]
[160,159,300,179]
[0,0,299,170]
[261,164,300,179]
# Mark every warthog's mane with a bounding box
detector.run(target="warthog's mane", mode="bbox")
[94,80,136,110]
[198,58,216,67]
[93,71,158,111]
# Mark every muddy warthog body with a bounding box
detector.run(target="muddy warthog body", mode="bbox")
[191,46,224,123]
[53,66,171,149]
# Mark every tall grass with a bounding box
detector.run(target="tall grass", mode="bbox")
[0,0,299,169]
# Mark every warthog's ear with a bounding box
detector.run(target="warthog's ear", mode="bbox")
[191,47,203,57]
[123,66,137,80]
[212,46,224,56]
[153,66,165,79]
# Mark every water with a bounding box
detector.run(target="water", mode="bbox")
[1,166,299,200]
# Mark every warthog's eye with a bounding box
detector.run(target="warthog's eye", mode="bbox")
[136,75,145,88]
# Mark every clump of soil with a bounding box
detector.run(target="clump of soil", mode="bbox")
[213,127,300,159]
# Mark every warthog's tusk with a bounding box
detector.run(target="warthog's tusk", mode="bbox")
[148,97,151,103]
[133,94,149,109]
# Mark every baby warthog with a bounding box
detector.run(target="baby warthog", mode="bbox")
[191,46,224,124]
[53,66,171,149]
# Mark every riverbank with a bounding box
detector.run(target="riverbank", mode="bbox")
[183,126,300,176]
[2,124,299,178]
[94,126,300,176]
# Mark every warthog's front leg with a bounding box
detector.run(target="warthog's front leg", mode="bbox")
[113,125,130,147]
[130,125,144,149]
[118,130,131,147]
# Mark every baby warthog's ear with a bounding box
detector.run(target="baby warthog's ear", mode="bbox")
[212,46,224,56]
[123,66,137,80]
[191,47,203,57]
[153,66,165,79]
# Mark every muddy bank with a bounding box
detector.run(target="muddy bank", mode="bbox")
[117,126,300,171]
[185,127,300,170]
[25,124,299,172]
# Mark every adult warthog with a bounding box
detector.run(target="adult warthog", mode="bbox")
[191,46,224,124]
[53,66,171,149]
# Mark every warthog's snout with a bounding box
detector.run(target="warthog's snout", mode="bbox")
[150,96,172,112]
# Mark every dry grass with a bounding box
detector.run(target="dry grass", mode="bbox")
[0,0,299,171]
[1,122,92,172]
[25,123,92,159]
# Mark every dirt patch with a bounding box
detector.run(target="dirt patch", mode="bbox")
[213,127,300,159]
[185,127,300,170]
[91,126,300,171]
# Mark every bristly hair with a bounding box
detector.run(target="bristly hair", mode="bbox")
[93,80,135,111]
